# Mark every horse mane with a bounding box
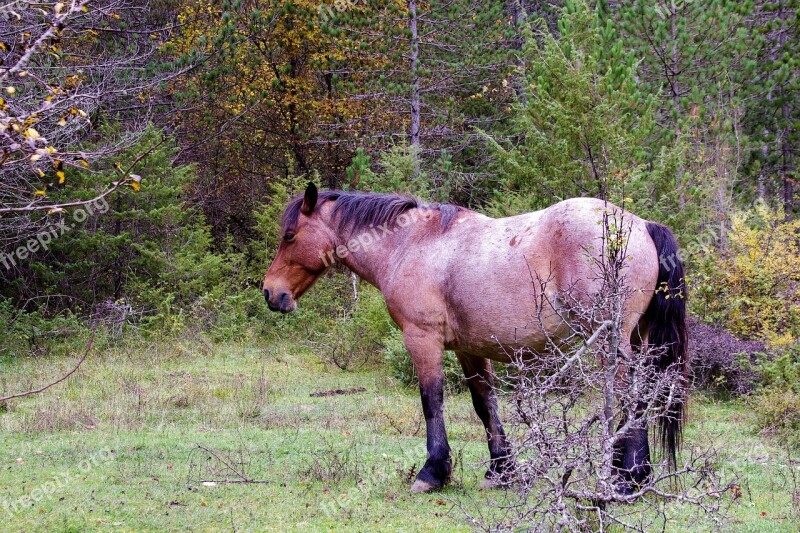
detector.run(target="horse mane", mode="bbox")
[281,189,461,235]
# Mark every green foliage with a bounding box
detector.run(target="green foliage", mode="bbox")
[749,387,800,448]
[307,284,395,370]
[0,298,85,358]
[483,0,657,216]
[758,345,800,394]
[354,144,430,198]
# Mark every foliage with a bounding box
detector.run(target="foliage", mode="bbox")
[483,0,657,216]
[758,344,800,393]
[307,283,394,371]
[693,203,800,348]
[749,387,800,448]
[0,0,189,249]
[0,297,85,359]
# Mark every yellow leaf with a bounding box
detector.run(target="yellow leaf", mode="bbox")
[34,189,46,196]
[130,181,141,192]
[5,86,15,95]
[57,171,65,184]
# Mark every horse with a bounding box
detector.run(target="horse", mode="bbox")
[262,183,687,494]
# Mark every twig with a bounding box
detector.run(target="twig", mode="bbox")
[0,331,94,402]
[193,445,270,485]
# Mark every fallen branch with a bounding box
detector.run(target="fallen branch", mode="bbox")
[310,387,367,398]
[0,331,94,403]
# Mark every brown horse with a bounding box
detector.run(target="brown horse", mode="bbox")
[262,183,687,494]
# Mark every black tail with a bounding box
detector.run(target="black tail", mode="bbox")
[643,222,688,467]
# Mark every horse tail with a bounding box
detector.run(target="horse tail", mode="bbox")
[643,222,688,467]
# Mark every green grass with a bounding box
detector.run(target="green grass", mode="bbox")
[1,336,798,532]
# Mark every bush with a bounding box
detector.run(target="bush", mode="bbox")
[758,344,800,394]
[688,317,765,397]
[306,283,393,370]
[749,388,800,448]
[692,204,800,350]
[746,344,800,447]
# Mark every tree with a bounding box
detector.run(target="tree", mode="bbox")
[747,0,800,213]
[483,1,656,215]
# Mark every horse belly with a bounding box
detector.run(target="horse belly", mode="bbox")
[443,253,566,361]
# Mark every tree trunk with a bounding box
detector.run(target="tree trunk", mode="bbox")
[409,0,421,175]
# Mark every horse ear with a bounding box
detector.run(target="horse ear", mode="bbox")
[301,182,318,214]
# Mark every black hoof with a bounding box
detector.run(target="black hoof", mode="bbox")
[414,458,451,492]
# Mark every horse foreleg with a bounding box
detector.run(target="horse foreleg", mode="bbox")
[456,353,511,488]
[404,327,451,493]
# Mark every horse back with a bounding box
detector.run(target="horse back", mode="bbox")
[415,198,660,358]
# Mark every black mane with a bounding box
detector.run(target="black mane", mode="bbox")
[281,189,461,235]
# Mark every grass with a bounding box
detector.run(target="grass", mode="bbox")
[0,334,798,532]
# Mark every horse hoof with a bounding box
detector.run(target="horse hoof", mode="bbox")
[410,479,439,493]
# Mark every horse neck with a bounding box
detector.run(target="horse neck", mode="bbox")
[330,208,432,290]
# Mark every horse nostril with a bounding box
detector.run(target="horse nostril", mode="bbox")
[278,291,289,305]
[263,289,271,302]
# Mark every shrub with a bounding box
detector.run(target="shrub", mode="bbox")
[749,388,800,448]
[757,344,800,394]
[747,344,800,447]
[297,280,393,370]
[688,317,765,397]
[692,204,800,350]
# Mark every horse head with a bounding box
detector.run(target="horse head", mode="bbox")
[262,182,334,313]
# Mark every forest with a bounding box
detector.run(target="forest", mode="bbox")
[0,0,799,530]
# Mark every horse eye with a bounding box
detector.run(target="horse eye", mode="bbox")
[283,232,296,243]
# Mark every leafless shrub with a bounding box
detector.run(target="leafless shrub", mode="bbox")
[305,325,377,371]
[90,298,133,339]
[302,442,365,485]
[466,209,734,531]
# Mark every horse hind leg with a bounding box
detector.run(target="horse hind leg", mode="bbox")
[456,352,512,488]
[612,326,653,494]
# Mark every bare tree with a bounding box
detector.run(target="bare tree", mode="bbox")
[467,208,734,531]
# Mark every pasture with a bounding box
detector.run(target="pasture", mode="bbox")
[1,336,797,532]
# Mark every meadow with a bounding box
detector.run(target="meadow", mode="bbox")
[1,335,798,532]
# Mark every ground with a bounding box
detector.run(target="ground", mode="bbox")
[0,337,798,532]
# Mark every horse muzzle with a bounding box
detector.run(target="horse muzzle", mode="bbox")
[263,289,296,314]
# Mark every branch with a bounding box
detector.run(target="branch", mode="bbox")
[0,330,94,402]
[0,138,165,214]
